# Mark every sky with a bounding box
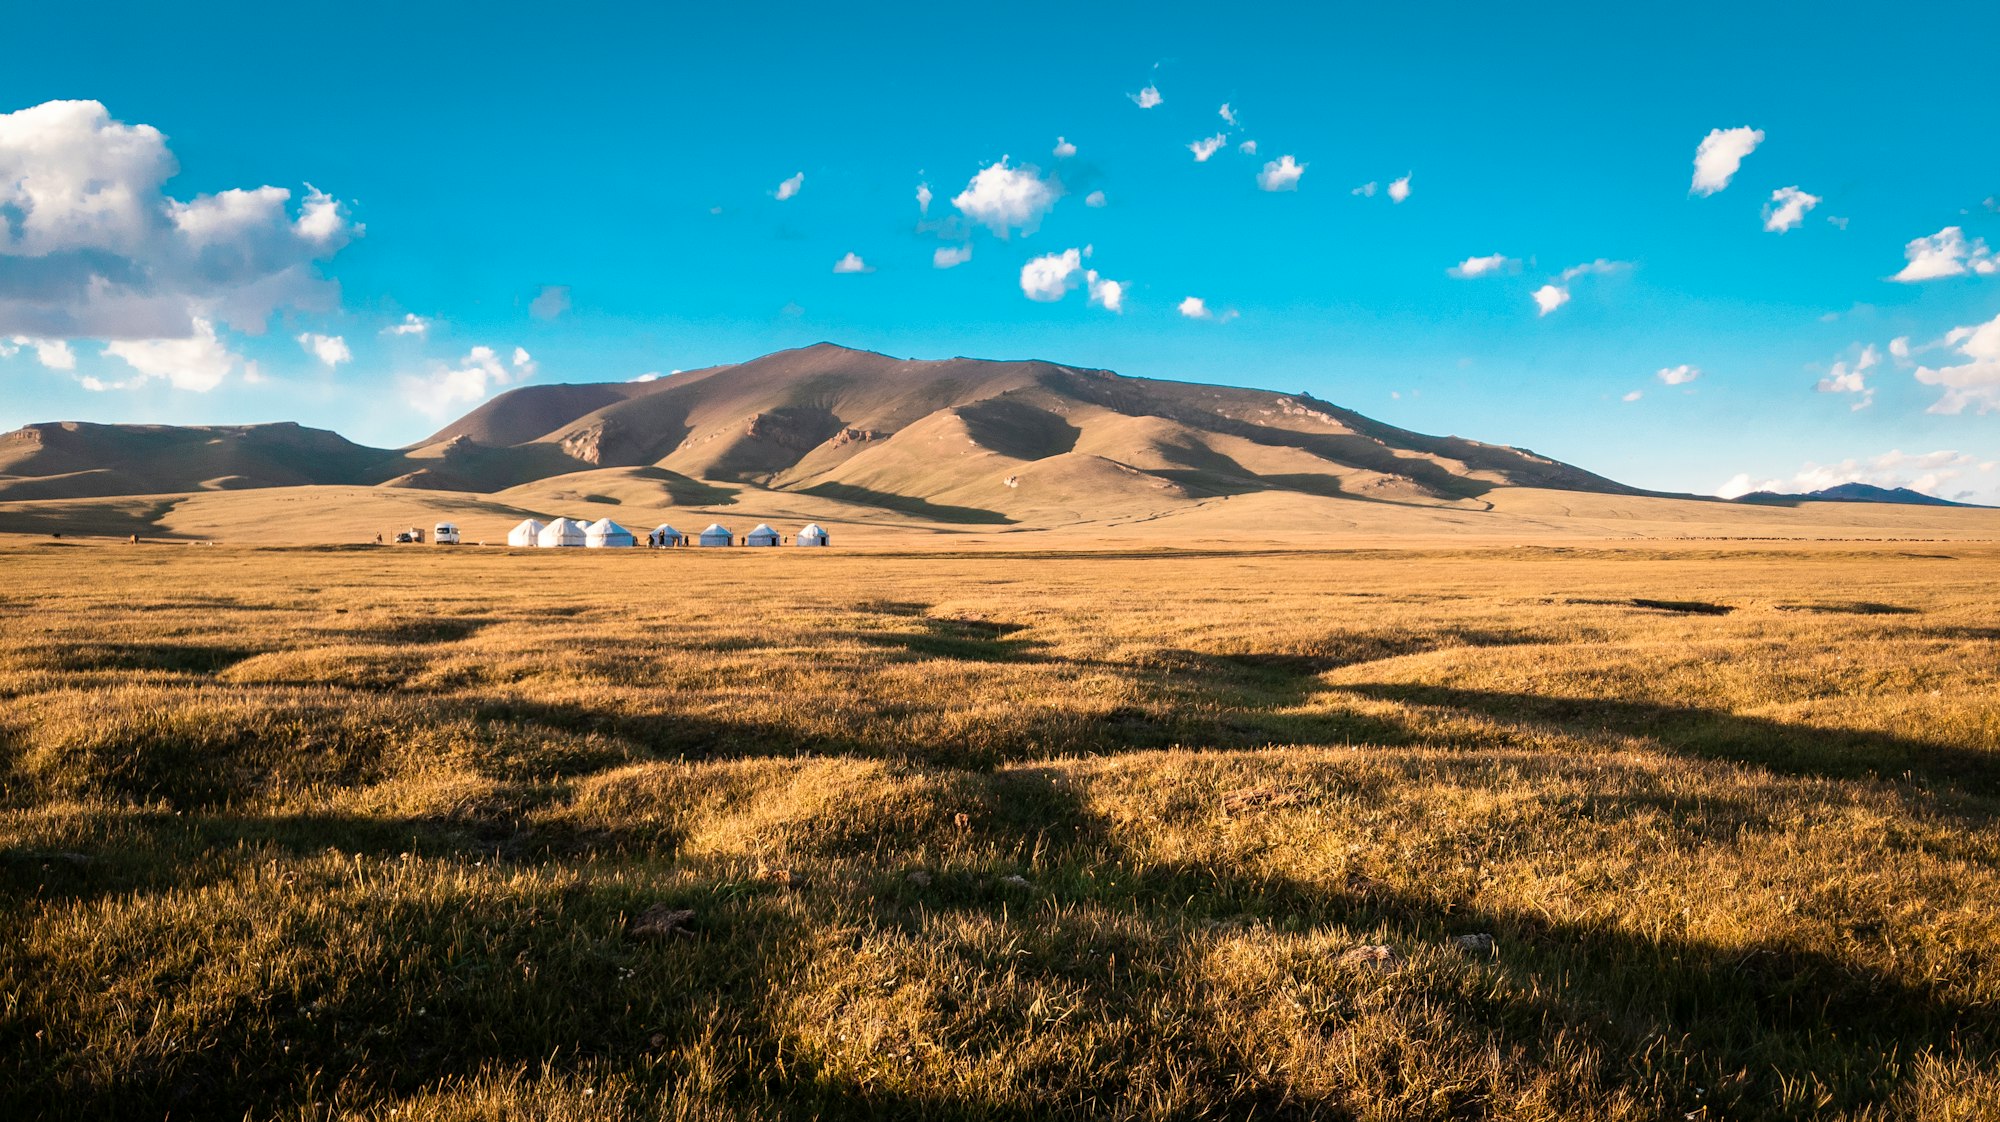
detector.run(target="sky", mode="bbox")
[3,0,1998,501]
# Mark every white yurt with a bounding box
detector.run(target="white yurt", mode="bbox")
[795,523,829,547]
[653,524,685,547]
[584,518,636,548]
[745,523,781,547]
[698,523,733,547]
[537,517,587,548]
[506,518,545,547]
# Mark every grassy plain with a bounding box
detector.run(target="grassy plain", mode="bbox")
[2,539,1998,1120]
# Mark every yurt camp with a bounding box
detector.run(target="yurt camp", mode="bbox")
[584,518,636,548]
[745,523,781,547]
[796,523,829,547]
[698,523,733,548]
[507,518,545,547]
[652,525,685,547]
[537,517,587,548]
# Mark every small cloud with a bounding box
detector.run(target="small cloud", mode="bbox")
[529,285,572,320]
[1130,85,1163,109]
[933,244,972,269]
[1657,364,1701,386]
[1351,181,1377,197]
[1690,126,1764,195]
[1531,259,1630,317]
[1085,270,1124,313]
[1622,390,1643,402]
[1763,186,1821,233]
[1219,103,1237,125]
[1084,190,1107,208]
[1257,155,1305,192]
[102,317,237,391]
[1189,134,1227,162]
[1448,254,1517,279]
[631,371,662,383]
[780,301,805,318]
[382,313,428,337]
[1889,336,1913,365]
[7,336,76,370]
[297,332,350,368]
[1912,310,2000,413]
[1890,226,1996,283]
[1826,215,1849,230]
[775,172,805,201]
[952,156,1061,236]
[1387,174,1411,203]
[1021,248,1084,302]
[1814,344,1878,409]
[1532,285,1570,316]
[1238,139,1257,155]
[916,182,932,214]
[832,252,872,273]
[1053,137,1076,158]
[401,343,536,418]
[1178,296,1211,319]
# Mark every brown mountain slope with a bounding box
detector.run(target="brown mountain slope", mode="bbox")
[0,343,1639,522]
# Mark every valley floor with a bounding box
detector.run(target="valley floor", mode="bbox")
[2,542,1998,1119]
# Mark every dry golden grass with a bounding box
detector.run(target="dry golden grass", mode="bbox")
[3,539,1998,1120]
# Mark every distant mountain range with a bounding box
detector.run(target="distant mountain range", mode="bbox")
[1731,482,1981,508]
[0,344,1971,521]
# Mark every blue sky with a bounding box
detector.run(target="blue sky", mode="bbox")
[3,0,1998,500]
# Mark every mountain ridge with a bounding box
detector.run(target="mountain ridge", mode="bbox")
[3,343,1946,520]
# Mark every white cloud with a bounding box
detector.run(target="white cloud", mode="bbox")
[1053,137,1076,158]
[1913,310,2000,414]
[1085,270,1124,313]
[1257,155,1305,192]
[529,285,571,320]
[297,331,350,368]
[1690,126,1764,195]
[401,343,536,418]
[1351,182,1377,197]
[1219,103,1237,125]
[631,371,661,383]
[1448,254,1516,279]
[101,317,237,391]
[933,244,972,269]
[0,99,357,340]
[1532,260,1630,317]
[1179,296,1211,319]
[1189,134,1227,162]
[1890,226,1997,283]
[1387,174,1411,203]
[1084,190,1107,208]
[1717,449,1992,502]
[774,172,804,201]
[832,252,871,273]
[6,336,77,370]
[1131,85,1163,109]
[383,313,428,337]
[1238,140,1257,155]
[1020,249,1084,302]
[1622,390,1643,402]
[1814,344,1878,410]
[1657,364,1701,386]
[1763,186,1821,233]
[952,156,1061,236]
[1889,336,1913,365]
[916,182,932,214]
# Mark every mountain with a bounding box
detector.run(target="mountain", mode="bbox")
[1732,482,1978,508]
[0,343,1639,519]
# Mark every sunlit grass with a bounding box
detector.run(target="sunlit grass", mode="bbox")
[2,541,1997,1119]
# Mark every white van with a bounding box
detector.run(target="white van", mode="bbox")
[433,522,461,545]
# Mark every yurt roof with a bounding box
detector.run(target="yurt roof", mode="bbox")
[799,523,826,534]
[512,518,545,531]
[586,518,629,534]
[654,524,680,535]
[749,523,778,534]
[701,523,730,534]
